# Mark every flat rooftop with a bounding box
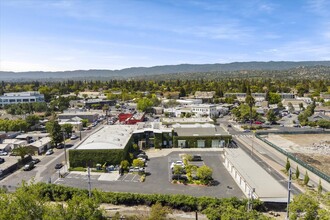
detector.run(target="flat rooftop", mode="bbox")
[162,117,214,124]
[77,125,136,150]
[225,147,287,202]
[173,123,230,136]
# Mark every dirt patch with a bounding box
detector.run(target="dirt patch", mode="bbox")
[100,204,208,220]
[264,134,330,176]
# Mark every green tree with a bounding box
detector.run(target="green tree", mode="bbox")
[173,165,185,176]
[61,123,73,138]
[304,171,310,185]
[318,179,323,194]
[148,202,172,220]
[81,119,88,127]
[25,114,40,129]
[295,166,300,180]
[317,119,330,129]
[286,158,291,173]
[46,120,63,147]
[120,160,130,171]
[132,159,145,168]
[288,102,295,113]
[12,145,35,160]
[196,165,213,183]
[137,97,154,112]
[268,92,281,104]
[245,95,255,127]
[289,193,319,220]
[266,109,276,124]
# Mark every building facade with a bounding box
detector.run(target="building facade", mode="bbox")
[0,91,45,107]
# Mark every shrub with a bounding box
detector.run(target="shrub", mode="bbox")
[68,167,87,172]
[69,149,125,168]
[304,171,310,185]
[120,160,130,171]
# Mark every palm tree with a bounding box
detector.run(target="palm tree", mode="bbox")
[12,145,35,160]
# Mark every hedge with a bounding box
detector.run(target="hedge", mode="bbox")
[33,183,265,212]
[69,149,125,168]
[173,136,231,148]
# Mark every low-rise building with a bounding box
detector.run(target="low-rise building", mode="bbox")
[191,104,217,118]
[224,93,266,102]
[282,99,307,111]
[320,93,330,102]
[0,91,45,107]
[58,111,99,123]
[172,123,231,148]
[27,137,52,154]
[194,91,215,103]
[314,106,330,116]
[308,114,330,122]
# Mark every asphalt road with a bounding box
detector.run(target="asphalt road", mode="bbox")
[0,122,105,190]
[233,136,302,196]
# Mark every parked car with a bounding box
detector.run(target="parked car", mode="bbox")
[254,121,262,125]
[0,151,8,156]
[170,161,185,169]
[0,158,5,164]
[56,143,65,149]
[23,162,35,171]
[191,155,202,161]
[31,158,40,164]
[70,134,78,140]
[45,149,54,155]
[129,167,145,173]
[171,174,188,181]
[55,163,63,169]
[137,154,148,160]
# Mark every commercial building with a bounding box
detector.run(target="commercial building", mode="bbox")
[0,91,45,107]
[172,123,232,148]
[191,104,217,118]
[69,125,137,167]
[58,111,99,123]
[224,93,266,102]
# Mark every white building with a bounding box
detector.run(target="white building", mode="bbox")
[0,91,45,107]
[191,104,217,118]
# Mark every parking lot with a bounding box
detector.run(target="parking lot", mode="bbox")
[53,151,244,198]
[117,173,140,182]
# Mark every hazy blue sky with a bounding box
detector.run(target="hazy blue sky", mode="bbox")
[1,0,330,71]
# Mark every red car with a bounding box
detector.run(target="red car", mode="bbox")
[254,121,263,125]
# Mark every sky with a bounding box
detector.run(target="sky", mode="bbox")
[1,0,330,72]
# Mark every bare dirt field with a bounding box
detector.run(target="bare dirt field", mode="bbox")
[264,134,330,176]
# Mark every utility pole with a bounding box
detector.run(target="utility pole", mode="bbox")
[62,129,67,166]
[286,168,292,219]
[247,188,255,212]
[87,165,92,198]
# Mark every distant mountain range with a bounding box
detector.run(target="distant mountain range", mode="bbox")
[1,61,330,81]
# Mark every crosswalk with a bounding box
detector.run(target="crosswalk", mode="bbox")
[233,134,253,138]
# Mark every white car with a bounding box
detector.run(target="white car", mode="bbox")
[0,151,8,156]
[170,161,185,169]
[45,149,54,155]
